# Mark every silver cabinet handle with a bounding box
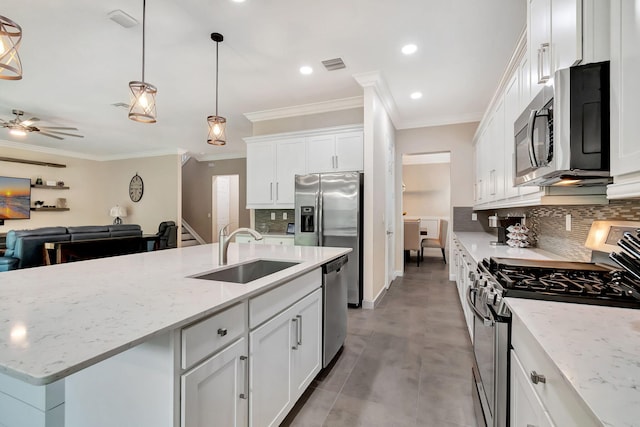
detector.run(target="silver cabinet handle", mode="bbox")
[217,328,228,337]
[276,182,279,201]
[537,47,543,84]
[539,42,550,83]
[291,317,299,350]
[530,371,546,384]
[239,355,248,399]
[335,155,339,169]
[270,182,273,201]
[296,314,302,346]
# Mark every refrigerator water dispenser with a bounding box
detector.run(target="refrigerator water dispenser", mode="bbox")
[300,206,315,232]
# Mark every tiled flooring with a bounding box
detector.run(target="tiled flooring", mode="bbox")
[282,255,477,427]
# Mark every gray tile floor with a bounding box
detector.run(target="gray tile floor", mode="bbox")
[282,255,477,427]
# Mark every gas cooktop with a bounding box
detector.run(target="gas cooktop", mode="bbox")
[483,257,640,309]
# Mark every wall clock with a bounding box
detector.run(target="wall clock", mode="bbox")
[129,173,144,202]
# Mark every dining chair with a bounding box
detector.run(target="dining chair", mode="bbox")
[403,219,422,267]
[421,219,447,264]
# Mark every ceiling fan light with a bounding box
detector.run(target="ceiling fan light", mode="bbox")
[128,81,157,123]
[8,126,26,136]
[207,115,226,145]
[0,15,23,80]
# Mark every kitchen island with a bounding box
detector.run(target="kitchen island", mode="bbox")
[0,243,350,427]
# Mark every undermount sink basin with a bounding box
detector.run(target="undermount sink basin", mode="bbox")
[192,259,301,284]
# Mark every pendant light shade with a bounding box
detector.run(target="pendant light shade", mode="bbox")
[207,32,226,146]
[128,0,157,123]
[0,15,23,80]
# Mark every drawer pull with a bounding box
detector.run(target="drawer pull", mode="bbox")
[239,355,248,399]
[217,328,228,337]
[530,371,546,384]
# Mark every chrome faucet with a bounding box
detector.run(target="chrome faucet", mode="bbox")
[218,225,263,265]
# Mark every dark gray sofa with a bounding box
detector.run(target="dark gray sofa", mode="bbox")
[0,224,143,272]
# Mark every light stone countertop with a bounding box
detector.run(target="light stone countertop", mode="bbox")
[0,243,349,385]
[506,298,640,427]
[453,231,566,264]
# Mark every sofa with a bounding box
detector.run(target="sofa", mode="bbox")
[0,224,143,272]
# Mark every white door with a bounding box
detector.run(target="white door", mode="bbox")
[306,135,335,173]
[212,175,240,242]
[290,289,322,398]
[335,131,364,172]
[246,142,275,206]
[181,338,248,427]
[385,131,395,288]
[249,305,295,427]
[275,138,306,205]
[510,351,556,427]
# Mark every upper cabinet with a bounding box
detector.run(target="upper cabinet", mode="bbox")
[528,0,552,100]
[306,131,363,173]
[245,126,364,209]
[608,0,640,199]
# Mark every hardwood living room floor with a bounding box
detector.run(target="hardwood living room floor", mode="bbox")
[281,255,477,427]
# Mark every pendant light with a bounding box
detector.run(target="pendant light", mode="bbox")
[207,32,226,145]
[0,15,23,80]
[128,0,157,123]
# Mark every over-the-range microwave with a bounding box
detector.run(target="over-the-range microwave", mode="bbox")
[514,61,611,187]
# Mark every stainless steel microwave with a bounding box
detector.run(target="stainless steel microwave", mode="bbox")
[514,61,611,187]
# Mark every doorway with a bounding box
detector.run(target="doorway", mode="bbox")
[212,175,240,242]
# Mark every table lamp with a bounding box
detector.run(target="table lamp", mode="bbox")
[110,205,127,225]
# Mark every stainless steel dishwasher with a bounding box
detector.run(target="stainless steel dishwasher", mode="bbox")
[322,255,348,367]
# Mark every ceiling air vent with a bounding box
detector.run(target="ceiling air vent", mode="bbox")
[322,58,346,71]
[108,10,138,28]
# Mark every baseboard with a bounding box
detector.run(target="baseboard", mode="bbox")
[362,285,387,310]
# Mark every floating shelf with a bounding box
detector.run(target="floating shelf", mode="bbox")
[31,185,70,190]
[30,208,70,212]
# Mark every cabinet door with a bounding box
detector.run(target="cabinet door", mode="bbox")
[306,135,335,173]
[249,305,295,427]
[529,0,552,97]
[334,131,364,172]
[275,138,306,205]
[519,53,532,110]
[610,0,640,179]
[491,98,506,202]
[246,143,275,206]
[290,289,322,399]
[551,0,582,71]
[510,350,556,427]
[503,73,520,199]
[181,338,248,427]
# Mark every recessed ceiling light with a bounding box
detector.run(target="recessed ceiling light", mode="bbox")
[402,44,418,55]
[299,66,313,75]
[232,0,246,2]
[410,92,423,100]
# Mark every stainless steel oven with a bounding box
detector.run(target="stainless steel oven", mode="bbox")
[467,264,510,427]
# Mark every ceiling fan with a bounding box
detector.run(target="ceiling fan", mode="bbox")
[0,109,84,140]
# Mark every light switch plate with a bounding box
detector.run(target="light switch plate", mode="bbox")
[283,212,287,220]
[566,214,572,231]
[271,212,275,220]
[471,213,477,221]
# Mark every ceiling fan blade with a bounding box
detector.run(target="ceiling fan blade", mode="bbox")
[20,117,40,126]
[40,130,84,138]
[37,132,65,140]
[38,126,78,131]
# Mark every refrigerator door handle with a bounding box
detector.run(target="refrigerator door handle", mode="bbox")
[318,190,324,246]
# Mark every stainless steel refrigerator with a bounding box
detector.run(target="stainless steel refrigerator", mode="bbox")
[294,172,363,307]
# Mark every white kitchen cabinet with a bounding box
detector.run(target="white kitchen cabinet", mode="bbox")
[263,236,294,246]
[488,97,506,202]
[551,0,582,71]
[452,236,475,342]
[249,288,322,427]
[608,0,640,199]
[181,338,248,427]
[306,131,363,173]
[246,138,306,209]
[503,73,520,199]
[510,350,556,427]
[528,0,552,100]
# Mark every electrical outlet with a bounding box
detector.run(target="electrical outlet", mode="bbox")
[283,212,287,220]
[271,212,275,220]
[566,214,572,231]
[472,213,478,221]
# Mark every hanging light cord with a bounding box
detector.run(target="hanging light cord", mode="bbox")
[142,0,146,82]
[215,39,219,116]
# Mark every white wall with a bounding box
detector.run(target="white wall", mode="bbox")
[0,146,181,235]
[395,122,478,272]
[402,163,451,217]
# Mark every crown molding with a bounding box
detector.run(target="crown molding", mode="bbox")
[244,96,364,123]
[244,124,363,144]
[397,112,483,130]
[353,71,401,128]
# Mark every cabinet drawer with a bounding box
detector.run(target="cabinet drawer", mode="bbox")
[249,269,321,329]
[511,313,599,427]
[181,302,247,370]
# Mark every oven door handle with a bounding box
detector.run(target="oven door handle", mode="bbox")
[467,287,494,327]
[528,109,539,167]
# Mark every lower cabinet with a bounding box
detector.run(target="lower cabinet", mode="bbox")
[452,236,475,342]
[249,288,322,427]
[181,338,248,427]
[510,350,556,427]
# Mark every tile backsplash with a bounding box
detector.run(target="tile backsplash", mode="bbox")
[255,209,295,234]
[486,200,640,261]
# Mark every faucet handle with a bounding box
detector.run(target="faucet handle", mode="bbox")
[219,224,230,237]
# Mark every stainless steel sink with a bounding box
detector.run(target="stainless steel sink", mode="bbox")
[192,259,301,284]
